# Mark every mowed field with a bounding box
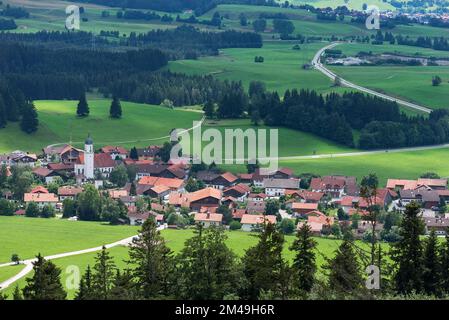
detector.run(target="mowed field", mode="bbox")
[0,216,139,264]
[287,0,394,10]
[1,227,385,299]
[0,100,202,153]
[169,42,345,94]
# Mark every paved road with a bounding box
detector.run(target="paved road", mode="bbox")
[312,42,432,114]
[0,225,165,291]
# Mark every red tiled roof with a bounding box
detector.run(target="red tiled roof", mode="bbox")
[76,153,116,168]
[291,202,318,211]
[138,176,184,190]
[241,214,276,225]
[194,213,223,223]
[31,186,49,194]
[221,172,238,183]
[58,186,83,196]
[47,163,74,171]
[101,146,128,155]
[33,167,53,177]
[24,192,58,203]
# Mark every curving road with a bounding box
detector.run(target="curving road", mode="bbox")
[0,225,164,291]
[312,42,432,114]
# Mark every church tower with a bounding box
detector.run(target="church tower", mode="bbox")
[84,134,94,179]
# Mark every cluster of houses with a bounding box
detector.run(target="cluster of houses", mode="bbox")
[2,134,449,236]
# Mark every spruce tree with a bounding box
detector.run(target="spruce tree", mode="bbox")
[0,292,6,300]
[127,218,173,299]
[76,94,89,117]
[241,222,290,299]
[20,101,39,134]
[13,284,23,300]
[109,270,138,300]
[129,147,139,160]
[177,224,242,300]
[290,222,317,296]
[440,232,449,294]
[326,239,364,297]
[91,247,116,300]
[109,96,122,118]
[0,96,8,128]
[422,230,441,296]
[22,254,67,300]
[75,265,94,300]
[390,202,425,294]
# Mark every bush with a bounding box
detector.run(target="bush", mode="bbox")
[280,218,295,234]
[0,198,16,216]
[229,221,241,230]
[40,205,55,218]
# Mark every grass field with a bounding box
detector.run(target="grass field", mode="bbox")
[169,42,346,94]
[0,216,139,264]
[1,228,382,298]
[0,265,25,284]
[287,0,394,10]
[0,99,202,153]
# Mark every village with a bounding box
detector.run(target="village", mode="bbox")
[1,134,448,239]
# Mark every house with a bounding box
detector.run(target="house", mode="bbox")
[196,171,238,189]
[289,202,319,215]
[24,192,59,209]
[119,196,138,207]
[128,210,151,226]
[144,185,171,199]
[107,189,128,199]
[31,186,49,194]
[241,214,277,232]
[47,163,75,177]
[387,178,448,191]
[138,176,185,192]
[42,144,83,164]
[188,188,222,211]
[9,152,38,167]
[223,183,251,201]
[58,186,83,201]
[424,218,449,235]
[246,200,266,214]
[262,178,300,197]
[310,176,358,199]
[437,190,449,205]
[74,135,116,181]
[231,208,247,220]
[248,193,267,202]
[194,213,223,227]
[134,163,186,180]
[32,167,60,184]
[136,145,161,160]
[101,146,128,160]
[249,167,295,187]
[356,221,384,237]
[297,211,334,236]
[339,188,395,213]
[399,189,440,209]
[285,190,325,203]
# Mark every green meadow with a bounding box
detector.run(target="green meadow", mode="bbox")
[0,216,139,264]
[0,100,202,153]
[2,228,385,298]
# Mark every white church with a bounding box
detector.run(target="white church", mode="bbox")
[74,134,116,182]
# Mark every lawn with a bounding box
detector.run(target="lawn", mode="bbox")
[0,265,25,284]
[0,216,139,264]
[169,42,344,94]
[1,228,381,298]
[288,0,394,10]
[0,99,203,153]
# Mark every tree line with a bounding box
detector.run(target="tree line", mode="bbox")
[4,202,449,300]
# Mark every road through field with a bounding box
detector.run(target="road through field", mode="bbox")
[312,42,433,114]
[0,225,164,292]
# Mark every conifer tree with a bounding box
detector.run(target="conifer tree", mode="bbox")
[290,222,317,296]
[76,93,89,117]
[20,101,38,134]
[13,284,23,300]
[177,224,242,300]
[326,239,364,297]
[109,270,138,300]
[91,247,116,300]
[241,222,290,299]
[127,218,173,299]
[0,96,8,128]
[129,147,139,160]
[75,265,94,300]
[109,96,122,118]
[22,254,67,300]
[422,230,441,296]
[390,202,425,294]
[440,233,449,294]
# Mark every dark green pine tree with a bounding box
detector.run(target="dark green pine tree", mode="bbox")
[76,94,89,117]
[290,222,317,296]
[127,218,174,299]
[75,265,94,300]
[440,232,449,294]
[91,247,116,300]
[0,292,7,300]
[129,182,137,196]
[3,89,20,121]
[422,230,441,296]
[109,270,139,300]
[177,224,242,300]
[326,239,364,297]
[129,147,139,160]
[241,222,290,299]
[20,101,39,134]
[390,202,425,295]
[22,254,67,300]
[13,284,23,300]
[109,96,122,118]
[0,96,8,128]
